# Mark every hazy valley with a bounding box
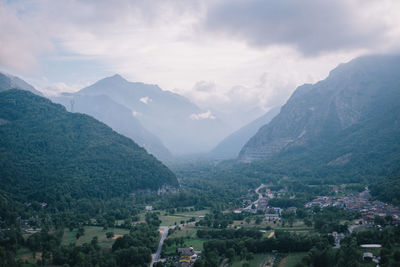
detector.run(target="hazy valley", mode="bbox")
[1,1,400,266]
[1,54,400,267]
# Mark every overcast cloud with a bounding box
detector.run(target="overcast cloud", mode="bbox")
[204,0,388,55]
[0,0,399,126]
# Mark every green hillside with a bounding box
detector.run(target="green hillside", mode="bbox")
[256,105,400,183]
[0,89,178,203]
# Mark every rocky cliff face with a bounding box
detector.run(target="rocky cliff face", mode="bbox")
[240,55,400,162]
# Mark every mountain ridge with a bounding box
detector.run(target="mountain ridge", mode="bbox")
[240,54,400,162]
[0,72,43,96]
[75,74,229,155]
[51,93,172,161]
[210,107,280,159]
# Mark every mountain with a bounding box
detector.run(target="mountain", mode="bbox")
[77,74,228,155]
[51,93,172,161]
[240,55,400,162]
[0,89,178,203]
[210,107,280,159]
[0,72,43,96]
[255,103,400,182]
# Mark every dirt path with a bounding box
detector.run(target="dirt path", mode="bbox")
[268,231,275,238]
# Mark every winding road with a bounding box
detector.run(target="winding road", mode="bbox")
[244,183,266,210]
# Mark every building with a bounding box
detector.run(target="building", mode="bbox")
[257,198,269,211]
[177,247,200,266]
[264,214,280,221]
[363,252,374,261]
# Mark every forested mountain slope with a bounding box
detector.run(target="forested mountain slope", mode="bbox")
[0,90,178,203]
[249,104,400,182]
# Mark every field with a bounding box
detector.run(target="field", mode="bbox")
[62,226,130,248]
[157,209,209,226]
[279,252,306,267]
[231,253,272,267]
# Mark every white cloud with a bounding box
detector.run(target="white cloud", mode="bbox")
[139,96,152,104]
[190,110,216,120]
[39,82,83,97]
[203,0,388,55]
[0,1,54,74]
[0,0,399,126]
[132,110,141,117]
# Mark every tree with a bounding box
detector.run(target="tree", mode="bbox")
[106,232,114,239]
[394,250,400,262]
[76,227,85,239]
[304,218,312,227]
[374,216,385,226]
[245,252,254,261]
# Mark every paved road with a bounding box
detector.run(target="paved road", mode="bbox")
[150,221,197,266]
[244,183,266,210]
[151,226,170,266]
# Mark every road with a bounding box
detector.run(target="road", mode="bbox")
[151,226,170,266]
[150,221,197,266]
[244,183,266,210]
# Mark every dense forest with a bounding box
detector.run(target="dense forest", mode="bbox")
[0,89,178,205]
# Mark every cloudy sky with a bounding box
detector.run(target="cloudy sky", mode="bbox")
[1,0,400,121]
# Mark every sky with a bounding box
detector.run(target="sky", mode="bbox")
[1,0,400,122]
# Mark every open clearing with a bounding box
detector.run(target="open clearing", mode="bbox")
[157,209,209,226]
[62,226,130,248]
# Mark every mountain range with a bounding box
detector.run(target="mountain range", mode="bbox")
[73,75,228,155]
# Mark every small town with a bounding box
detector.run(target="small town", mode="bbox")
[305,189,400,225]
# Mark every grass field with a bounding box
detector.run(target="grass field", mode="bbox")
[62,226,130,248]
[279,252,306,267]
[231,253,272,267]
[157,209,209,226]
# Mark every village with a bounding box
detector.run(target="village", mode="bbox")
[305,188,400,225]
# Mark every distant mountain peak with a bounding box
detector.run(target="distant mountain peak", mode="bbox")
[103,74,129,84]
[110,73,126,80]
[76,75,227,155]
